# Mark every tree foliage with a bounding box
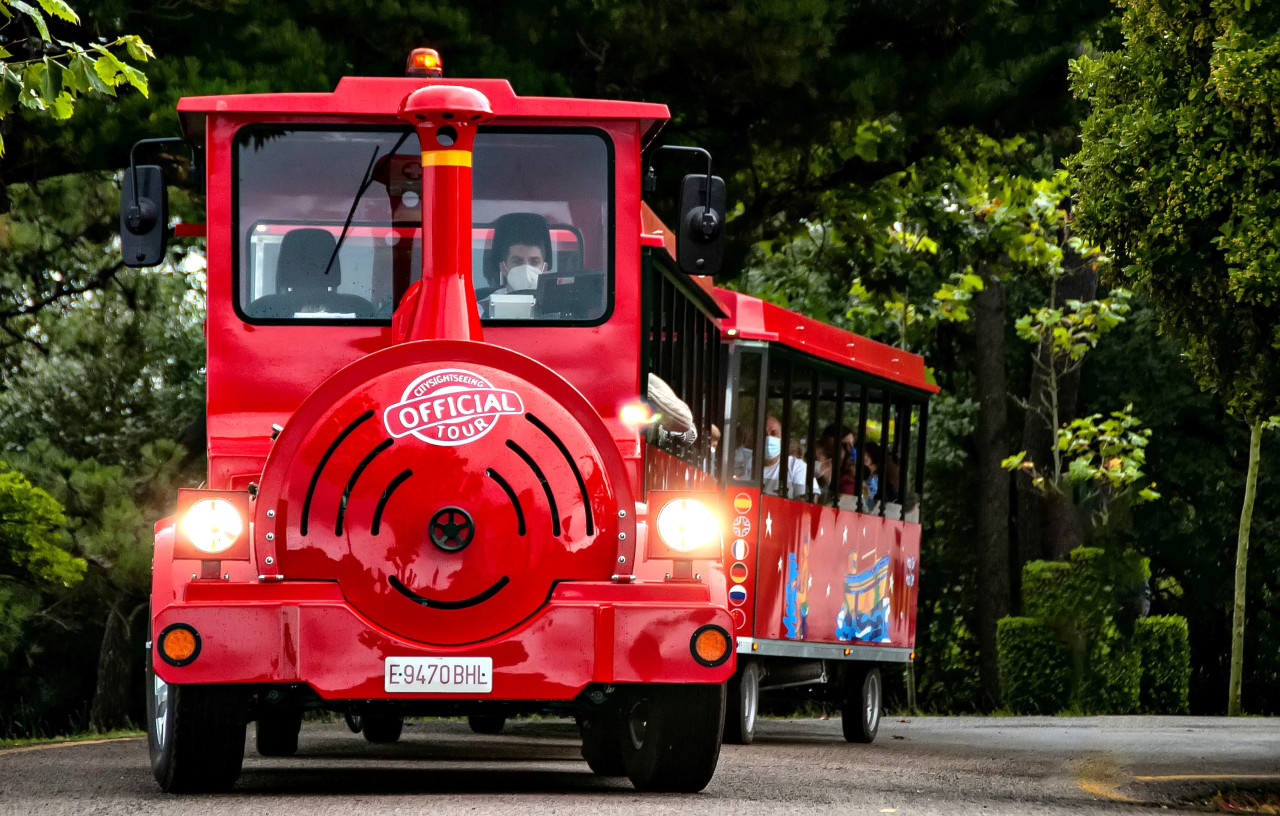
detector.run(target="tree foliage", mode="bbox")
[0,0,151,156]
[1070,0,1280,423]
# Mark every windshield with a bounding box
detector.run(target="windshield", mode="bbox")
[233,127,612,323]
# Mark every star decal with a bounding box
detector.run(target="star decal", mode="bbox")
[765,512,773,536]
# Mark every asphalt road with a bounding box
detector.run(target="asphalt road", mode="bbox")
[2,716,1278,815]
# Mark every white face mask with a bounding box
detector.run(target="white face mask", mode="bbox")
[506,264,542,292]
[765,436,782,459]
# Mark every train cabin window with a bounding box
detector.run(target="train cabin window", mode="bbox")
[233,126,612,325]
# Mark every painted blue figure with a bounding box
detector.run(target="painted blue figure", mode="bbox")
[836,554,892,643]
[783,553,801,639]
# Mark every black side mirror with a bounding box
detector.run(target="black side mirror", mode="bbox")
[677,173,725,276]
[120,164,169,267]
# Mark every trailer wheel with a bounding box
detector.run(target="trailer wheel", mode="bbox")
[579,714,626,776]
[344,712,363,733]
[467,713,506,735]
[841,665,881,744]
[361,713,404,744]
[255,709,302,757]
[620,683,725,792]
[723,659,760,745]
[146,650,246,792]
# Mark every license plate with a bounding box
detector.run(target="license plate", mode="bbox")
[384,657,493,693]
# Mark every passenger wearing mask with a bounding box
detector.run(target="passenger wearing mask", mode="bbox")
[762,415,816,498]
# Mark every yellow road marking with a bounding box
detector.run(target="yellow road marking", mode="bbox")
[1077,779,1139,803]
[0,736,143,757]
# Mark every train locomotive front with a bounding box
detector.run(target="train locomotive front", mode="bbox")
[136,73,733,794]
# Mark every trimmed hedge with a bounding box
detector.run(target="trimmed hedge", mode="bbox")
[1079,636,1141,714]
[997,617,1071,714]
[1001,547,1173,714]
[1135,616,1191,714]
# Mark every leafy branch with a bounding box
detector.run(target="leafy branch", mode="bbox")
[0,0,152,155]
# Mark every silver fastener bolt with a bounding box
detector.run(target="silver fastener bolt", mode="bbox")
[191,573,197,580]
[617,555,626,563]
[265,533,274,542]
[618,532,627,541]
[266,509,275,518]
[618,509,627,518]
[224,573,230,580]
[264,556,274,565]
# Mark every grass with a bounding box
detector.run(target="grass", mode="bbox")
[0,728,143,750]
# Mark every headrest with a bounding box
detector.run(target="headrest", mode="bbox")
[277,228,341,291]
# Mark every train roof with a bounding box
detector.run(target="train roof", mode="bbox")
[176,77,670,146]
[713,289,938,394]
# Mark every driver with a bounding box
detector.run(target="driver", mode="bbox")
[487,213,551,296]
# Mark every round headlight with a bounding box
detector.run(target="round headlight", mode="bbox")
[655,498,720,553]
[181,498,244,554]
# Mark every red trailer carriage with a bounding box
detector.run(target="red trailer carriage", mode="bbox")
[124,51,736,793]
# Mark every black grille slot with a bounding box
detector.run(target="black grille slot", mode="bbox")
[372,469,413,536]
[525,413,594,536]
[485,468,526,536]
[301,409,373,536]
[336,438,394,535]
[506,439,560,536]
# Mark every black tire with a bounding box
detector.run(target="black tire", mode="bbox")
[841,665,881,744]
[467,713,507,734]
[255,709,303,757]
[620,683,725,792]
[146,650,246,792]
[361,713,404,744]
[344,712,363,733]
[723,660,760,745]
[579,713,626,776]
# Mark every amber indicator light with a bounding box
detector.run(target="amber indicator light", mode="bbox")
[690,625,730,667]
[159,624,201,666]
[406,48,443,78]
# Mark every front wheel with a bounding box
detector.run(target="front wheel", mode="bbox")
[255,709,302,757]
[467,713,507,734]
[579,714,625,776]
[620,684,725,792]
[146,650,246,792]
[723,660,760,745]
[841,665,881,744]
[361,713,404,744]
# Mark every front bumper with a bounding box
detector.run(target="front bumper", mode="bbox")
[152,580,735,700]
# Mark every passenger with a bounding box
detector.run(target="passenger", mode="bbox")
[816,424,858,495]
[861,441,883,506]
[763,415,815,498]
[646,373,697,445]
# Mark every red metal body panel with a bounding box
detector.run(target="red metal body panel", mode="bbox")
[715,288,938,394]
[748,496,919,649]
[152,527,733,697]
[154,74,740,706]
[201,112,649,493]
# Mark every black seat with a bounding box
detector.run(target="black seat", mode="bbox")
[248,229,375,319]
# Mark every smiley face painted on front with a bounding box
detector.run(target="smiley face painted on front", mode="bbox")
[387,505,512,610]
[266,355,622,647]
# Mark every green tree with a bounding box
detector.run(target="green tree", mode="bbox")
[1070,0,1280,715]
[0,0,150,156]
[0,463,81,665]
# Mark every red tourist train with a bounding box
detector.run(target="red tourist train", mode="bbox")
[122,49,932,794]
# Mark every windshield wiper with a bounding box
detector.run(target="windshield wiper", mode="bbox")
[321,130,413,278]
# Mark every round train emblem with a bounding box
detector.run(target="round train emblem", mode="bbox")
[383,368,525,446]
